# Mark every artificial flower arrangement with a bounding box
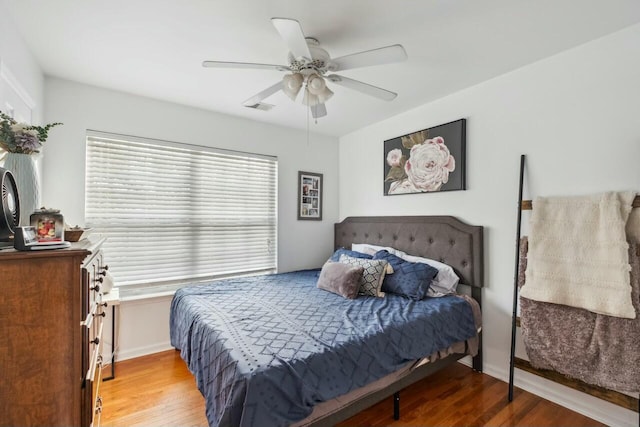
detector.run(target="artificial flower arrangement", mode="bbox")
[0,111,62,154]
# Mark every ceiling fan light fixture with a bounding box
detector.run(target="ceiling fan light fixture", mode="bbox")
[317,86,333,103]
[302,88,320,107]
[306,73,326,95]
[306,73,333,103]
[282,73,303,100]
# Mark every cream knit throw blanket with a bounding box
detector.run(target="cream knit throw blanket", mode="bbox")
[520,191,637,319]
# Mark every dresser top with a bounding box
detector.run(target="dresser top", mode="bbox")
[0,238,105,261]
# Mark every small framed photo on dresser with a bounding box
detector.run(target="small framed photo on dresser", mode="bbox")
[298,171,322,221]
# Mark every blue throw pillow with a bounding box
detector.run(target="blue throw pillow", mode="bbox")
[329,247,373,262]
[372,250,438,300]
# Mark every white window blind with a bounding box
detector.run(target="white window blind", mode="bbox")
[85,132,277,292]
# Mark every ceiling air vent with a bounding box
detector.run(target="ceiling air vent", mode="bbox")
[244,102,274,111]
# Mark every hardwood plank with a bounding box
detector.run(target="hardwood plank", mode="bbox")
[100,350,208,427]
[100,350,605,427]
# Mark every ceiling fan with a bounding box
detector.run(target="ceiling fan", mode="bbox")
[202,18,408,119]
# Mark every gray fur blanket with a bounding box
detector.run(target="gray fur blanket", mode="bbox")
[519,237,640,393]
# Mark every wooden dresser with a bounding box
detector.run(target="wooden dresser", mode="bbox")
[0,239,108,427]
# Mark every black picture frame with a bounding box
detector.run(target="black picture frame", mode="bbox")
[298,171,323,221]
[383,118,466,196]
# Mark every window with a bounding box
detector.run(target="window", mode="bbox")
[85,132,277,296]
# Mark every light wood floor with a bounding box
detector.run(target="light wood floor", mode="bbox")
[100,350,604,427]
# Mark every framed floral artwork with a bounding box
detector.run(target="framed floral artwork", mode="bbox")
[384,118,466,195]
[298,171,322,220]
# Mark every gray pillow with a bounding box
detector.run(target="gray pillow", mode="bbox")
[317,262,364,299]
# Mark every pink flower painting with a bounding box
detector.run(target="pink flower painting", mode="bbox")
[383,119,465,195]
[404,137,455,192]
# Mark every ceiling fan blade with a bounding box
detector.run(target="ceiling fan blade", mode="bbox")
[242,81,283,106]
[310,103,327,119]
[327,75,397,101]
[271,18,312,60]
[202,61,290,72]
[330,44,407,72]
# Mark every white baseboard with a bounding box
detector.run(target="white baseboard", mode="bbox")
[115,341,174,362]
[457,355,472,367]
[483,361,637,427]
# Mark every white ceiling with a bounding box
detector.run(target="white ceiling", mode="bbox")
[6,0,640,137]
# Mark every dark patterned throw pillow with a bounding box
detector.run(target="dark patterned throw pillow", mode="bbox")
[338,254,389,297]
[373,250,438,300]
[329,247,372,262]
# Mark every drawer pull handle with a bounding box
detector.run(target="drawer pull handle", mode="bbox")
[93,312,106,318]
[91,337,100,345]
[91,285,101,292]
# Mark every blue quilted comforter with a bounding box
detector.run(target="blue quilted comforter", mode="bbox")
[170,269,477,427]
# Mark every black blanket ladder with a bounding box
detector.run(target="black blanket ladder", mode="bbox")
[507,154,640,426]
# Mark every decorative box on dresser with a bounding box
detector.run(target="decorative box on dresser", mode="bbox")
[0,239,108,427]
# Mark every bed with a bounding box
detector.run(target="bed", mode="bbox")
[170,215,484,426]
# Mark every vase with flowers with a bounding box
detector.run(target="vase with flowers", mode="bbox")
[0,111,62,225]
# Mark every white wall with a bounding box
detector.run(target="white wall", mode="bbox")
[0,1,43,124]
[0,0,44,179]
[338,24,640,427]
[42,77,339,360]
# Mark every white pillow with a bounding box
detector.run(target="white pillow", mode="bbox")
[352,243,460,295]
[350,244,396,274]
[351,243,403,257]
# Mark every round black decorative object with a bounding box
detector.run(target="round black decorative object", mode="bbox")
[0,166,20,247]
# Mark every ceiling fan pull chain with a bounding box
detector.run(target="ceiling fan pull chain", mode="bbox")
[307,100,310,146]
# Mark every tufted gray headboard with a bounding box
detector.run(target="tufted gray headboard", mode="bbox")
[334,216,484,288]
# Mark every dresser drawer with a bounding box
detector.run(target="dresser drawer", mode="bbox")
[80,243,108,427]
[83,251,107,320]
[83,320,104,427]
[82,250,107,376]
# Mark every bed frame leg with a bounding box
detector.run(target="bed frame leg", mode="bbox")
[393,392,400,420]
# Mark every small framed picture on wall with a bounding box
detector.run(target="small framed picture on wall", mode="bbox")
[298,171,323,221]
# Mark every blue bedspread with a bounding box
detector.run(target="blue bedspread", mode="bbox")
[170,269,477,427]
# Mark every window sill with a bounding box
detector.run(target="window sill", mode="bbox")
[116,269,277,302]
[120,290,176,302]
